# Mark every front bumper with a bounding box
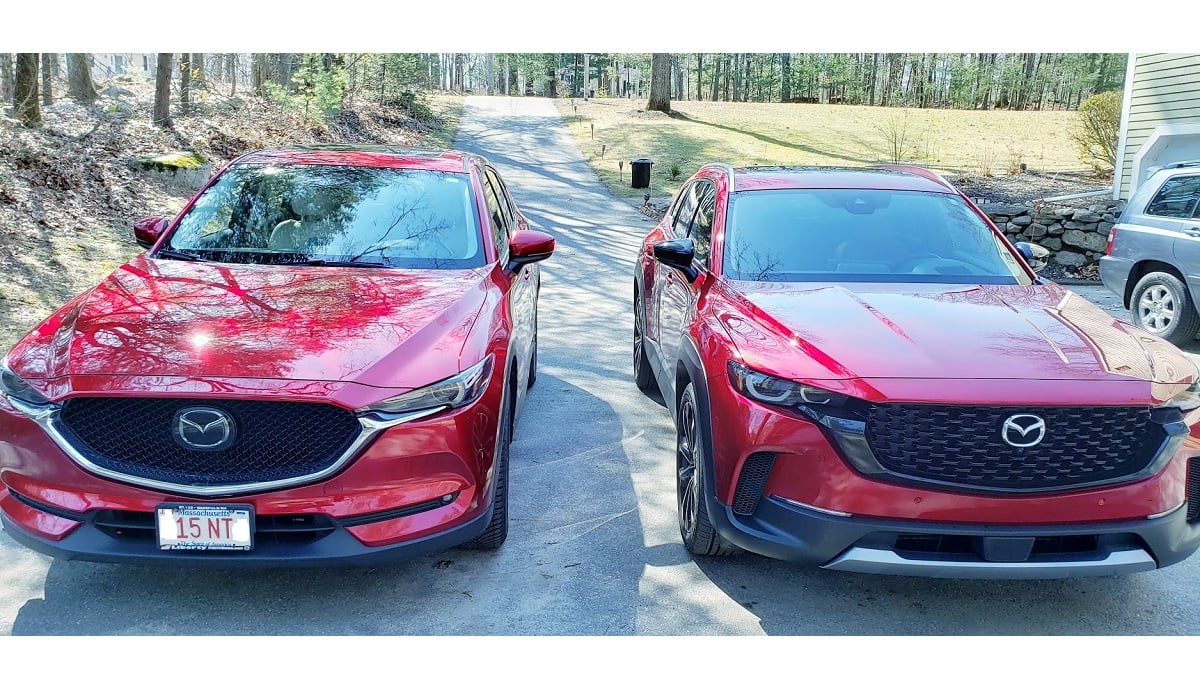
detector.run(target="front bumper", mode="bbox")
[708,493,1198,578]
[0,485,490,567]
[700,371,1200,577]
[0,373,506,566]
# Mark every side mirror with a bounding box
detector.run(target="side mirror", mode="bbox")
[133,216,170,249]
[1014,241,1050,273]
[653,239,698,281]
[508,230,555,271]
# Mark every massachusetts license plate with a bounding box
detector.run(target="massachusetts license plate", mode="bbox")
[156,504,254,551]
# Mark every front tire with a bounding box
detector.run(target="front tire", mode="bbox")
[461,377,513,550]
[1130,271,1200,346]
[676,382,739,556]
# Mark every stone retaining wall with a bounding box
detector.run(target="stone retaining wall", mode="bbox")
[978,201,1122,268]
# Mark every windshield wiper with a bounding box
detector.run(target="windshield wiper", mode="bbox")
[301,258,388,268]
[154,249,203,261]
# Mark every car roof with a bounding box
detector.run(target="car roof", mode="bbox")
[234,145,474,173]
[729,165,958,195]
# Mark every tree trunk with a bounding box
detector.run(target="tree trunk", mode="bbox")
[672,54,683,100]
[486,53,494,95]
[40,53,53,106]
[705,55,715,100]
[252,53,265,95]
[193,53,205,86]
[15,53,40,127]
[153,52,173,127]
[647,53,672,113]
[276,53,293,89]
[0,54,13,104]
[695,53,703,101]
[228,53,237,96]
[781,53,792,102]
[179,53,191,115]
[66,53,98,103]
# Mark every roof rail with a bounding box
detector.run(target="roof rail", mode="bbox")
[1164,160,1200,170]
[712,163,736,191]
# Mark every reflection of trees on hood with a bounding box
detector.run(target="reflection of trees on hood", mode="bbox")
[64,257,482,380]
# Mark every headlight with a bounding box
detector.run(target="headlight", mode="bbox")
[727,361,847,408]
[0,357,51,407]
[1162,380,1200,412]
[358,355,494,417]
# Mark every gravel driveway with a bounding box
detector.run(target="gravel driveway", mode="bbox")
[2,97,1199,639]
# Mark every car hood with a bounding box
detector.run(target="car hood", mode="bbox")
[719,281,1197,386]
[11,256,490,388]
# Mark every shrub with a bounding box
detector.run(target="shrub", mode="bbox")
[1071,90,1121,175]
[668,161,683,180]
[873,108,919,163]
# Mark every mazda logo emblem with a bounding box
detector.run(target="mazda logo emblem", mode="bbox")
[172,406,236,452]
[1001,414,1046,448]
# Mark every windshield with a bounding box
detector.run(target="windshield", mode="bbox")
[161,165,484,269]
[722,188,1031,285]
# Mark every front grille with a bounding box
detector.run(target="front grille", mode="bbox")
[92,510,338,546]
[864,404,1157,491]
[1188,457,1200,522]
[59,397,362,489]
[731,452,776,515]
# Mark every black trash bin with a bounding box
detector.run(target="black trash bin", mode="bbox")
[631,158,653,188]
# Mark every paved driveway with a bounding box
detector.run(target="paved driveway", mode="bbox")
[2,97,1199,637]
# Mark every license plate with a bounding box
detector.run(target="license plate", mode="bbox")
[156,504,254,551]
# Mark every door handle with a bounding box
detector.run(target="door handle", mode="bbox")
[1186,227,1200,237]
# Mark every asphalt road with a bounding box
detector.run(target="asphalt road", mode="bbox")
[2,96,1200,641]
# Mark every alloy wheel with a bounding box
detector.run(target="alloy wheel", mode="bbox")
[1138,283,1178,333]
[676,394,699,538]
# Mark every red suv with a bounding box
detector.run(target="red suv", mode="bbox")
[634,164,1200,578]
[0,146,553,565]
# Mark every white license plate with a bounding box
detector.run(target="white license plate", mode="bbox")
[156,504,254,551]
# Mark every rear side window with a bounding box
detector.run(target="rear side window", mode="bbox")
[1145,176,1200,219]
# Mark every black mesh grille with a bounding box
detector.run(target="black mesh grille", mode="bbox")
[864,404,1157,491]
[1188,457,1200,522]
[59,397,361,488]
[732,452,776,516]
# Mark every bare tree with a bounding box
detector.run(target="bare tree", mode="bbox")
[153,53,173,127]
[0,54,13,103]
[40,52,57,105]
[66,53,98,103]
[647,53,672,113]
[14,53,40,127]
[179,53,191,115]
[227,53,237,96]
[252,53,266,95]
[40,53,53,106]
[193,53,205,87]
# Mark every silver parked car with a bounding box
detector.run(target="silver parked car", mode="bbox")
[1101,161,1200,346]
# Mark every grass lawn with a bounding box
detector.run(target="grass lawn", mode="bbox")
[553,97,1089,202]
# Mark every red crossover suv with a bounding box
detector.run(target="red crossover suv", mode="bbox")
[634,163,1200,578]
[0,145,554,565]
